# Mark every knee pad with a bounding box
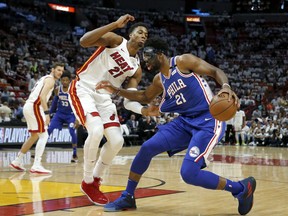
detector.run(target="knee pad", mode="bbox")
[105,127,124,153]
[180,159,202,185]
[88,125,104,142]
[106,133,124,155]
[98,128,124,165]
[111,134,124,153]
[85,113,104,143]
[85,115,104,143]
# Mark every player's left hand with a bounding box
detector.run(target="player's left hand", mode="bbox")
[148,105,160,116]
[115,14,135,29]
[96,80,118,94]
[142,105,160,116]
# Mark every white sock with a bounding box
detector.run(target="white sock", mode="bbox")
[33,157,42,166]
[34,132,49,166]
[16,152,25,161]
[84,162,95,184]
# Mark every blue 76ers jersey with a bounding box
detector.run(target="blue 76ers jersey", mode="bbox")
[57,85,73,114]
[159,56,214,116]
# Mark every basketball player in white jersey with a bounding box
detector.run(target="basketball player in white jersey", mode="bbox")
[10,62,64,174]
[234,107,246,145]
[69,14,157,205]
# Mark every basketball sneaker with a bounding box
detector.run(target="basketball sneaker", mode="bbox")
[10,160,26,172]
[104,191,136,212]
[80,177,108,205]
[71,155,78,163]
[234,176,256,215]
[30,164,52,174]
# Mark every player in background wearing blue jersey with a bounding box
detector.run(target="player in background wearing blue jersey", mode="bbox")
[48,71,79,162]
[96,37,256,215]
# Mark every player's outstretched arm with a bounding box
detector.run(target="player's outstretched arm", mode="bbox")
[96,74,163,104]
[80,14,135,48]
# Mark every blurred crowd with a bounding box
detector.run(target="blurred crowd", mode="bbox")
[224,107,288,147]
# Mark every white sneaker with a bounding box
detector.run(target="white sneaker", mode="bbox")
[30,165,52,174]
[10,160,26,172]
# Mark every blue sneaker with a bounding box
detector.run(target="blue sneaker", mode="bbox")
[235,177,256,215]
[104,191,136,212]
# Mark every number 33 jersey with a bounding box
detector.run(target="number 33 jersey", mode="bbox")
[76,38,139,94]
[159,56,214,117]
[57,85,73,114]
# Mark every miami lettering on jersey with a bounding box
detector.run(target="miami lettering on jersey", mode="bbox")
[108,52,134,78]
[167,79,187,98]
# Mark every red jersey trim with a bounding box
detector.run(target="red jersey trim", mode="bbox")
[69,80,86,125]
[76,46,105,75]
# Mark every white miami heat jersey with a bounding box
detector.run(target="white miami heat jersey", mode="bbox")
[76,38,139,94]
[26,75,54,103]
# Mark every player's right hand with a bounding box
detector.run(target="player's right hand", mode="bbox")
[217,87,239,107]
[115,14,135,28]
[96,80,117,94]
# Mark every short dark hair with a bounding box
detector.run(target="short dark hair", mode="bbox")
[144,37,169,54]
[52,62,65,69]
[128,22,148,34]
[61,71,71,79]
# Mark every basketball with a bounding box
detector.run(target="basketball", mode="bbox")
[209,93,237,121]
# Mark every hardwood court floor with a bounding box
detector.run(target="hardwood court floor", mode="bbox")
[0,145,287,216]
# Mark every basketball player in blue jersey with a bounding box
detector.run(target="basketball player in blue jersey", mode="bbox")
[96,37,256,215]
[48,71,79,162]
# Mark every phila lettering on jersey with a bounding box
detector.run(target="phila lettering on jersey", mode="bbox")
[76,39,139,94]
[166,79,187,98]
[26,75,54,104]
[159,56,214,117]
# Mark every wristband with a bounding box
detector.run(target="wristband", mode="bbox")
[123,99,143,114]
[44,110,50,115]
[222,83,231,89]
[123,88,143,114]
